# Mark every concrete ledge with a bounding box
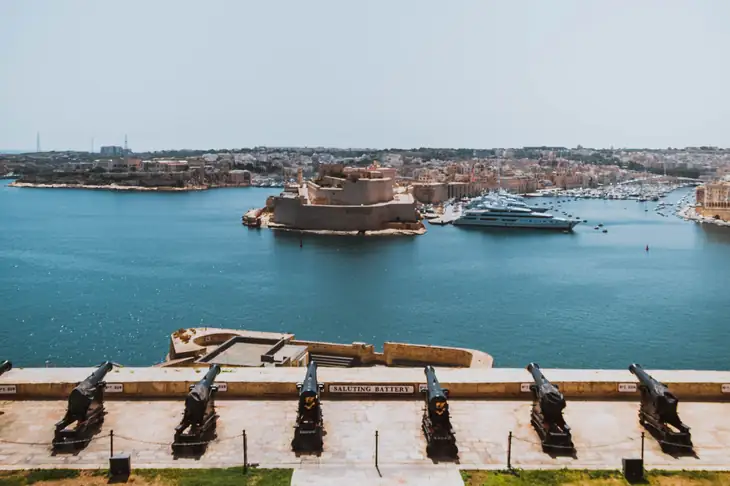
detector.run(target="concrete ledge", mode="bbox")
[1,367,729,401]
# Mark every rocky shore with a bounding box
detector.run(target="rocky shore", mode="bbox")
[256,211,427,236]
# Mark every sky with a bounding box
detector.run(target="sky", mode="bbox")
[1,0,728,151]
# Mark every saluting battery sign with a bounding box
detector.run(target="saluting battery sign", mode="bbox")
[329,384,415,394]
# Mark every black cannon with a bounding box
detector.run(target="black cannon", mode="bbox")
[629,363,693,453]
[422,365,458,458]
[527,363,574,453]
[292,361,324,452]
[172,364,221,454]
[53,361,113,449]
[0,361,11,376]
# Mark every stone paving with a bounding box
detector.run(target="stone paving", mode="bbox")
[0,399,729,471]
[290,467,464,486]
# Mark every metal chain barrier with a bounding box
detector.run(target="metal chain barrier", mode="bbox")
[0,433,110,446]
[115,432,245,448]
[511,434,636,450]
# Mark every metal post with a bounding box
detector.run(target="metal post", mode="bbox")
[243,430,248,474]
[110,429,114,457]
[375,430,381,477]
[641,431,645,462]
[375,430,379,468]
[507,431,512,470]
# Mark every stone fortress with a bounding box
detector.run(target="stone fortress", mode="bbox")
[260,164,424,234]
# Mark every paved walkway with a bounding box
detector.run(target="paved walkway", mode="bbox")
[291,467,463,486]
[0,399,728,470]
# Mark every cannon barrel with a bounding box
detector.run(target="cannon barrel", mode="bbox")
[424,365,447,402]
[526,362,565,417]
[65,362,113,419]
[0,360,11,375]
[629,363,671,397]
[199,364,221,389]
[527,362,547,386]
[300,361,318,397]
[85,361,113,387]
[629,363,679,416]
[629,363,658,387]
[183,365,221,425]
[189,365,221,402]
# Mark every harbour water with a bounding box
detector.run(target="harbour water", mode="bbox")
[1,181,729,370]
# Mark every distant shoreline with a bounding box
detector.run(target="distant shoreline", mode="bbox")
[7,181,256,192]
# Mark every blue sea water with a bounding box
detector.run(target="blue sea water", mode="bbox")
[1,181,729,369]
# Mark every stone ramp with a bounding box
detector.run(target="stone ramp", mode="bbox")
[291,466,463,486]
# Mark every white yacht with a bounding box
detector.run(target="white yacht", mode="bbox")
[454,203,579,231]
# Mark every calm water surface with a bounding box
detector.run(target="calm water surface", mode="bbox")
[1,182,729,369]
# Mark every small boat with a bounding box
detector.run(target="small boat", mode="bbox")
[602,229,608,233]
[598,223,604,227]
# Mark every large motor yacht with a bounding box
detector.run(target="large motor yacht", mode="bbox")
[454,200,579,231]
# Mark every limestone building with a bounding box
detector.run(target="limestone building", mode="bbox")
[269,164,421,232]
[696,180,730,221]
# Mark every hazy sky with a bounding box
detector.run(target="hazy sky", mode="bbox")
[1,1,728,151]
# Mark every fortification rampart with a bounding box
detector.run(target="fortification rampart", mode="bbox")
[1,367,728,401]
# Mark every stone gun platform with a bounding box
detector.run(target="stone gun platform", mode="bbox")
[1,399,729,472]
[1,366,730,400]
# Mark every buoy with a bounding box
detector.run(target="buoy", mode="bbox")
[300,237,303,248]
[646,245,649,252]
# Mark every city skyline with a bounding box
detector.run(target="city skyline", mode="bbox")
[2,0,729,151]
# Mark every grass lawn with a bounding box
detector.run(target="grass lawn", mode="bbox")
[0,468,292,486]
[461,469,730,486]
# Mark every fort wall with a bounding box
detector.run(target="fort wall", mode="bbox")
[2,367,729,401]
[272,196,418,231]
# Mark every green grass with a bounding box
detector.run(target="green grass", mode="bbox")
[461,469,730,485]
[0,469,80,485]
[0,468,291,486]
[461,469,625,485]
[136,467,292,486]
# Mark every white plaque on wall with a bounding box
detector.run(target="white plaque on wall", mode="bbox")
[618,383,637,393]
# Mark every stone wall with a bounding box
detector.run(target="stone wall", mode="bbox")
[412,183,448,204]
[291,340,384,364]
[272,197,418,231]
[383,342,492,367]
[2,367,730,401]
[289,340,493,368]
[308,177,394,206]
[698,207,730,222]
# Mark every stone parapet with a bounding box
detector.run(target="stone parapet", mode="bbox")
[1,367,729,401]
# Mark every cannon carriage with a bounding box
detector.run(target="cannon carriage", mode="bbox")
[421,366,458,458]
[526,363,574,453]
[53,362,112,449]
[629,364,693,453]
[292,361,324,452]
[172,364,221,454]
